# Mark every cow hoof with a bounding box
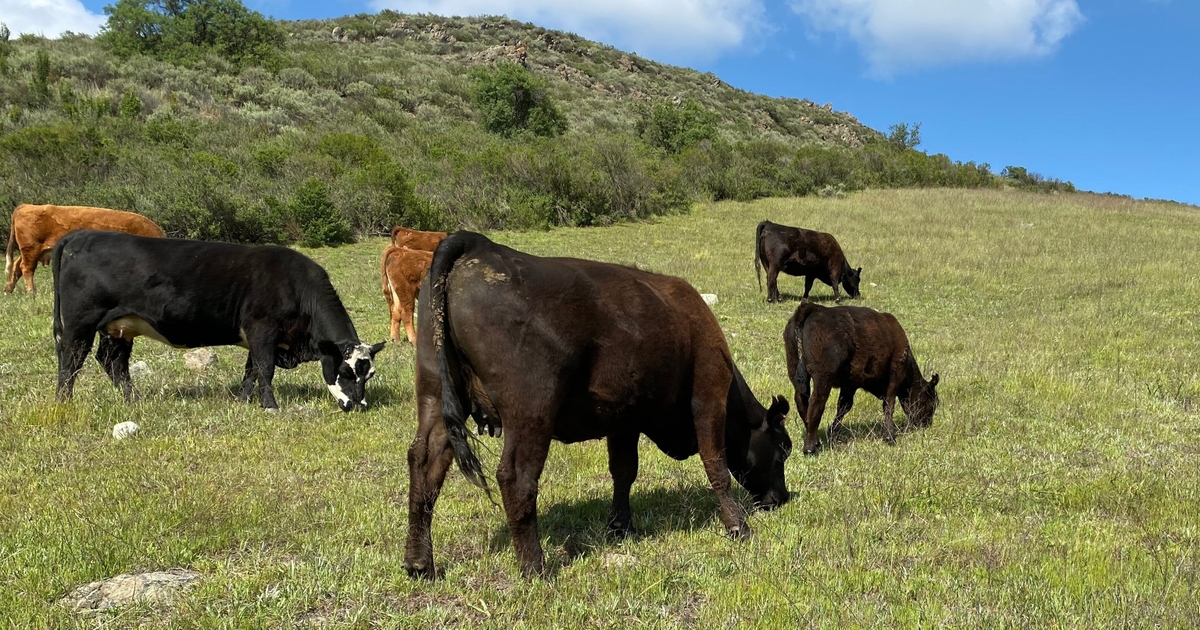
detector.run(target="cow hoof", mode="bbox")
[404,561,434,580]
[264,407,281,415]
[802,443,821,456]
[608,520,633,540]
[726,524,752,540]
[884,436,896,446]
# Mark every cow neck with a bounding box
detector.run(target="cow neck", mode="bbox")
[725,365,764,441]
[308,285,360,349]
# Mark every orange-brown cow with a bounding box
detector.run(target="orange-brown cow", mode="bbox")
[381,244,434,344]
[390,226,447,251]
[5,204,165,294]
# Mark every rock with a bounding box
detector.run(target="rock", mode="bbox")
[184,348,217,371]
[129,361,150,377]
[112,421,140,440]
[602,552,638,569]
[701,294,718,306]
[555,63,592,86]
[470,43,527,66]
[59,569,200,615]
[332,26,343,39]
[617,56,639,73]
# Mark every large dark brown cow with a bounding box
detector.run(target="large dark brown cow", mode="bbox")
[5,204,165,294]
[405,231,792,578]
[754,220,861,303]
[784,302,939,455]
[390,226,447,251]
[380,244,433,344]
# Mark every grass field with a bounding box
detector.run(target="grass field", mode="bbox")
[2,188,1199,627]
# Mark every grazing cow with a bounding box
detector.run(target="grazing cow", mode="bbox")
[380,244,433,344]
[5,204,165,294]
[783,302,939,455]
[390,226,447,251]
[404,231,792,578]
[754,220,862,303]
[52,231,384,411]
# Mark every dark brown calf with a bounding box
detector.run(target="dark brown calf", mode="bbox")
[405,231,792,578]
[754,220,861,303]
[783,303,938,455]
[390,226,447,251]
[380,245,433,344]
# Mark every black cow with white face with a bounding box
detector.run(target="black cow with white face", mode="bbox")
[51,231,384,411]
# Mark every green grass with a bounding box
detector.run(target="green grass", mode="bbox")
[2,188,1199,627]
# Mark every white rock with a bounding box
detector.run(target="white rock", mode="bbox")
[59,569,199,615]
[112,421,140,439]
[701,293,718,306]
[129,361,150,377]
[183,348,217,371]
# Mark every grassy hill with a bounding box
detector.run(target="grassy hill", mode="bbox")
[2,188,1198,626]
[0,10,1021,244]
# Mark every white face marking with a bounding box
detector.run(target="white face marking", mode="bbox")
[327,382,352,406]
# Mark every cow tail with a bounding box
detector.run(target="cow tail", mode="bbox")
[4,214,15,281]
[428,232,491,495]
[754,221,766,292]
[784,303,817,388]
[50,237,66,346]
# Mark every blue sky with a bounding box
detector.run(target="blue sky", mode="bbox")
[7,0,1197,204]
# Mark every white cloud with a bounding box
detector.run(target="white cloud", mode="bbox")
[0,0,106,37]
[790,0,1084,75]
[370,0,765,62]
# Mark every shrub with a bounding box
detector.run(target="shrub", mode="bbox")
[119,90,143,118]
[637,99,718,154]
[471,63,567,138]
[289,178,352,247]
[887,122,922,151]
[0,23,11,76]
[31,51,52,103]
[252,145,288,176]
[99,0,285,69]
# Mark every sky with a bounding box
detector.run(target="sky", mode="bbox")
[2,0,1197,205]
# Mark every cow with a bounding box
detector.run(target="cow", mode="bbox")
[404,231,793,578]
[783,302,939,455]
[51,231,385,412]
[380,244,433,345]
[754,220,862,304]
[390,226,447,251]
[5,203,165,294]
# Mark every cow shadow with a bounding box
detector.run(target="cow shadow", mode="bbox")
[163,381,409,408]
[775,291,841,304]
[817,414,926,452]
[486,485,726,573]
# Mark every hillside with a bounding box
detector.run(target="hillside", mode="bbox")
[1,10,1013,242]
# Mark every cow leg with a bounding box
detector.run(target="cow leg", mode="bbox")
[606,432,639,538]
[404,394,456,579]
[497,426,554,577]
[802,275,815,302]
[238,354,256,403]
[882,391,899,446]
[829,388,856,443]
[56,328,95,400]
[692,372,750,539]
[766,262,781,303]
[401,297,417,346]
[803,378,832,455]
[19,248,38,294]
[247,331,280,409]
[95,334,135,402]
[3,247,20,294]
[790,359,811,424]
[831,275,843,304]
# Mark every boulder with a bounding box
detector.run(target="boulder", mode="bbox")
[129,361,150,377]
[701,294,718,307]
[58,569,200,615]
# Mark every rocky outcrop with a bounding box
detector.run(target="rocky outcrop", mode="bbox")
[59,569,200,615]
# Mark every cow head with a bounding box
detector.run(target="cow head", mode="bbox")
[320,341,386,411]
[730,395,792,511]
[842,266,863,298]
[901,373,940,427]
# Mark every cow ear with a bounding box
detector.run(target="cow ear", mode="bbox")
[318,340,341,358]
[930,374,940,389]
[856,266,862,273]
[369,341,386,358]
[768,395,789,424]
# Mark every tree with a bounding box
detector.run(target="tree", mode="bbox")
[637,99,719,154]
[98,0,283,68]
[471,63,567,138]
[887,122,922,151]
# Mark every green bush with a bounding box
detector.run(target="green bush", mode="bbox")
[119,91,142,118]
[31,50,52,103]
[0,23,11,76]
[471,63,567,138]
[99,0,284,69]
[290,178,352,247]
[252,145,288,176]
[637,99,718,155]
